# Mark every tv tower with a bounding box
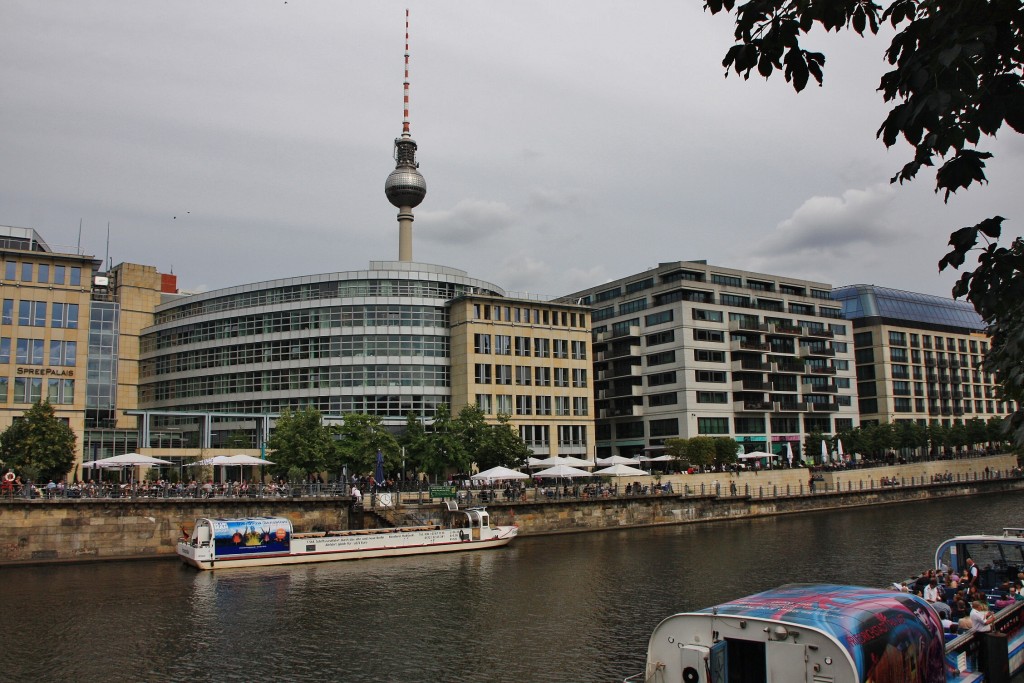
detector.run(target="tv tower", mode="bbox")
[384,9,427,262]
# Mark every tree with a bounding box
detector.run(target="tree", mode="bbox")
[804,431,825,464]
[713,437,739,468]
[687,436,716,471]
[664,437,690,465]
[333,413,400,477]
[420,404,470,478]
[399,412,430,477]
[0,400,76,482]
[266,407,334,478]
[706,0,1024,442]
[477,414,533,470]
[454,404,491,467]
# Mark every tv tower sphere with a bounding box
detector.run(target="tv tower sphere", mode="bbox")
[385,141,427,209]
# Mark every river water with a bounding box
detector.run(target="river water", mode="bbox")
[3,492,1022,683]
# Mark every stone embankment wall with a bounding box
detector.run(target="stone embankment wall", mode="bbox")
[482,476,1024,535]
[0,499,348,566]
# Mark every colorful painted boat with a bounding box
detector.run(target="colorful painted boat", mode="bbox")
[176,507,517,570]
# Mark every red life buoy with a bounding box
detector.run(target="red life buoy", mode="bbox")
[3,472,14,483]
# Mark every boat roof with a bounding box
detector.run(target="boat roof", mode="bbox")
[695,583,944,676]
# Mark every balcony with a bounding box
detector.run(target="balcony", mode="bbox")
[809,365,837,375]
[775,400,809,412]
[733,379,769,391]
[950,359,961,369]
[597,364,642,381]
[925,358,936,367]
[730,339,771,352]
[728,320,768,333]
[937,359,949,368]
[597,384,643,400]
[798,345,836,358]
[812,402,840,412]
[804,327,835,339]
[599,405,644,419]
[802,380,838,393]
[603,344,641,360]
[732,358,771,371]
[770,381,799,392]
[608,325,641,340]
[772,361,805,374]
[769,323,804,336]
[739,400,773,412]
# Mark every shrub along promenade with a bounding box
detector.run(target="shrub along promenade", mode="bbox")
[0,453,1018,566]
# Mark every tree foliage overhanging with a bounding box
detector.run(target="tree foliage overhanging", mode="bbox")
[705,0,1024,442]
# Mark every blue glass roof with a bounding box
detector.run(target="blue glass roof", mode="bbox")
[832,285,984,331]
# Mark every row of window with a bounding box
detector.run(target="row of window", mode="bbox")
[586,275,832,305]
[0,377,75,404]
[2,300,80,328]
[0,338,77,365]
[472,334,587,359]
[474,394,589,417]
[517,424,589,448]
[143,335,450,377]
[596,416,855,440]
[883,330,989,354]
[473,364,588,387]
[471,303,586,329]
[3,262,83,286]
[140,365,450,402]
[145,305,450,351]
[861,397,1016,416]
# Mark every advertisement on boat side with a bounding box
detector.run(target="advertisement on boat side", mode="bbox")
[212,518,291,557]
[703,584,948,683]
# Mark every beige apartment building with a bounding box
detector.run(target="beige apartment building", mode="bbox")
[832,285,1015,425]
[448,294,595,459]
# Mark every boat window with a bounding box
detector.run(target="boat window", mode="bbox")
[962,542,1024,589]
[725,638,766,683]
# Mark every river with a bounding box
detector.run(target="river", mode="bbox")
[2,492,1022,682]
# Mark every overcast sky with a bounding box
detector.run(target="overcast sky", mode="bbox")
[2,1,1021,299]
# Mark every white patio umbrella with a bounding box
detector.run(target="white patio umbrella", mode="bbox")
[837,439,846,461]
[820,440,829,465]
[529,456,594,468]
[593,463,649,477]
[642,454,678,463]
[471,466,528,480]
[596,455,642,466]
[82,453,174,468]
[186,455,234,467]
[532,464,593,478]
[737,451,775,460]
[223,454,275,466]
[786,442,794,467]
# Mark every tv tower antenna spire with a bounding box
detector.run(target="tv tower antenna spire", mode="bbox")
[385,8,427,262]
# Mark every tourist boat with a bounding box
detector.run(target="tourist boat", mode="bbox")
[626,583,1024,683]
[176,507,517,570]
[932,527,1024,590]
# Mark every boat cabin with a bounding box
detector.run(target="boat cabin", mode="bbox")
[640,584,949,683]
[935,528,1024,590]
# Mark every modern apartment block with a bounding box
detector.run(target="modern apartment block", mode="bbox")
[561,262,858,458]
[448,294,594,458]
[831,284,1015,426]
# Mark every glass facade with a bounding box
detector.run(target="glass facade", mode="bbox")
[832,285,984,331]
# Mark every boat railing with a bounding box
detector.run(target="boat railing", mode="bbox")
[945,599,1024,676]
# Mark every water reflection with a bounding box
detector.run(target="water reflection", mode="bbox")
[2,492,1022,682]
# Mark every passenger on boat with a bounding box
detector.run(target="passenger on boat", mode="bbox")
[970,600,995,632]
[967,557,980,589]
[924,578,951,618]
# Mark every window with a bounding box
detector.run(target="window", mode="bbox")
[553,367,569,387]
[496,394,512,415]
[16,338,44,365]
[553,339,568,359]
[495,335,511,355]
[696,391,728,403]
[555,396,571,416]
[535,366,551,386]
[0,337,8,363]
[49,340,77,365]
[515,395,533,415]
[593,306,615,322]
[20,263,32,282]
[474,363,492,384]
[720,293,750,307]
[19,301,47,327]
[694,349,725,362]
[37,264,49,283]
[571,340,587,360]
[514,337,531,356]
[692,308,723,322]
[771,417,799,432]
[558,425,587,447]
[734,417,765,434]
[650,418,679,437]
[535,396,552,416]
[646,330,674,346]
[625,278,654,293]
[47,379,74,405]
[572,368,587,388]
[52,303,79,329]
[495,365,513,385]
[572,396,588,416]
[520,424,549,447]
[888,331,907,346]
[53,265,65,284]
[476,394,492,414]
[474,333,491,354]
[516,366,532,386]
[693,329,725,342]
[595,287,622,302]
[648,392,678,406]
[1,299,11,325]
[647,371,676,387]
[695,370,727,383]
[711,274,742,287]
[13,377,43,403]
[3,261,14,279]
[619,298,648,314]
[644,310,674,326]
[647,350,675,366]
[533,338,550,358]
[697,417,730,435]
[69,267,81,286]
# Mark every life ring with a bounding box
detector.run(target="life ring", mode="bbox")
[3,472,14,482]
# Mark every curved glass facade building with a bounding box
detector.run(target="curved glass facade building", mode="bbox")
[138,261,504,424]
